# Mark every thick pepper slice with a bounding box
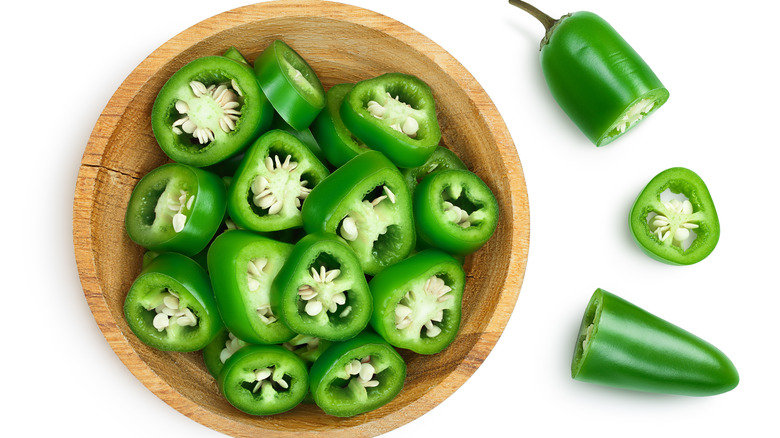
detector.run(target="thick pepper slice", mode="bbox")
[340,73,441,168]
[254,40,326,131]
[629,167,719,265]
[227,130,329,232]
[219,345,309,415]
[401,146,467,195]
[572,288,739,396]
[269,112,327,165]
[414,169,498,255]
[124,252,221,352]
[310,83,368,168]
[309,331,406,417]
[125,163,226,256]
[271,232,372,341]
[301,150,415,275]
[369,250,465,355]
[510,1,669,146]
[207,230,296,344]
[151,55,273,167]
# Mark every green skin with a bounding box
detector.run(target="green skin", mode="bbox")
[124,253,221,352]
[301,150,416,275]
[219,345,309,415]
[207,230,296,344]
[254,40,326,131]
[309,331,406,417]
[510,2,669,146]
[310,83,368,168]
[125,163,226,256]
[401,146,467,196]
[151,55,273,167]
[369,250,464,355]
[222,46,251,67]
[629,167,719,265]
[271,232,373,341]
[269,111,327,164]
[227,130,330,232]
[413,169,498,255]
[202,327,232,379]
[340,73,441,168]
[572,289,739,396]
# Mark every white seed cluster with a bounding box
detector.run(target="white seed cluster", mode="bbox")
[395,275,452,338]
[443,201,473,228]
[366,92,419,137]
[344,356,380,388]
[651,199,699,244]
[162,189,194,233]
[246,257,278,325]
[250,154,311,215]
[297,266,348,317]
[151,289,198,332]
[339,186,396,241]
[172,80,243,144]
[614,98,655,134]
[219,332,247,364]
[248,366,289,393]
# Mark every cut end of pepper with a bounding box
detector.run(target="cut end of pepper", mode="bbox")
[571,289,603,379]
[596,89,670,146]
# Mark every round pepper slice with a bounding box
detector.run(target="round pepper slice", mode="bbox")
[207,230,296,344]
[629,167,719,265]
[340,73,441,168]
[413,169,498,255]
[124,252,221,352]
[309,331,406,417]
[271,232,372,341]
[254,40,326,131]
[219,345,309,415]
[125,162,226,256]
[301,150,416,275]
[227,130,330,232]
[510,1,669,146]
[151,55,273,167]
[572,288,739,396]
[369,250,465,355]
[310,83,368,168]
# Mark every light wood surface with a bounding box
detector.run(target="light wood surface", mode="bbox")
[72,1,530,436]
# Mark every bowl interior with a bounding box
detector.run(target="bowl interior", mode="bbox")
[74,1,528,436]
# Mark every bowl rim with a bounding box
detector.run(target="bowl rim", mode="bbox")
[73,0,530,436]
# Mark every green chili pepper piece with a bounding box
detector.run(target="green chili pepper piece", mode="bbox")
[151,55,274,166]
[401,146,467,196]
[310,83,368,168]
[124,253,221,352]
[269,112,327,164]
[341,73,441,168]
[572,289,739,396]
[510,1,669,146]
[219,345,309,415]
[629,167,719,265]
[309,331,406,417]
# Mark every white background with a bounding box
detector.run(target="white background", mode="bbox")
[2,0,777,436]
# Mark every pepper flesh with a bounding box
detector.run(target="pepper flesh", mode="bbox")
[572,288,739,396]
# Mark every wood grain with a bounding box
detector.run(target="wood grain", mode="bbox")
[72,1,530,436]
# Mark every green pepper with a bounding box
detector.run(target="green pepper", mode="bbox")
[369,250,464,354]
[151,55,274,166]
[268,112,327,164]
[629,167,719,265]
[413,169,498,255]
[301,150,415,275]
[510,1,669,146]
[124,252,221,352]
[223,46,251,67]
[310,83,368,168]
[309,331,406,417]
[572,288,739,396]
[202,327,248,379]
[219,345,309,415]
[125,163,226,256]
[401,146,467,195]
[207,230,296,344]
[340,73,441,168]
[227,130,329,232]
[271,232,372,341]
[282,334,332,366]
[254,40,326,131]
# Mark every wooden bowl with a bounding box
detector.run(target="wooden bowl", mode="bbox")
[73,1,530,436]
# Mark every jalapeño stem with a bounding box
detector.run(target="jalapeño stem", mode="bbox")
[509,0,557,33]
